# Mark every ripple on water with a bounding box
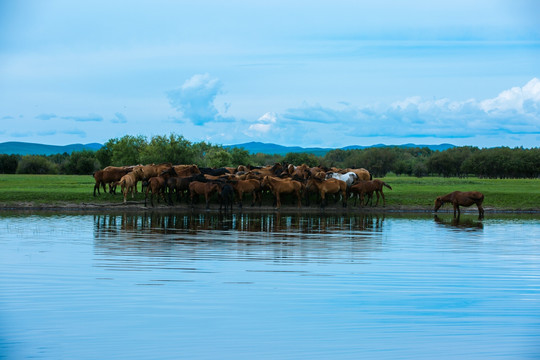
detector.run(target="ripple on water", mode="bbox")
[1,212,539,360]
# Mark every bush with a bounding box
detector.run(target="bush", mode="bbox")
[16,155,58,174]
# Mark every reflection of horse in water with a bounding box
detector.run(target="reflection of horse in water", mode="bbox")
[434,215,484,230]
[434,191,484,218]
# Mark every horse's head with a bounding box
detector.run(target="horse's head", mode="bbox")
[434,197,443,212]
[160,166,177,177]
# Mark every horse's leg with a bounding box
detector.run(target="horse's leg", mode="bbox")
[276,193,281,209]
[380,189,386,206]
[256,190,262,207]
[205,192,210,210]
[342,190,347,207]
[296,190,302,208]
[477,203,484,219]
[250,191,256,207]
[144,187,149,207]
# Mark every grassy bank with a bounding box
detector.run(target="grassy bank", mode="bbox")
[0,174,538,211]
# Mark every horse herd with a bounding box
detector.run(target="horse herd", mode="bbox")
[93,163,392,210]
[93,162,484,217]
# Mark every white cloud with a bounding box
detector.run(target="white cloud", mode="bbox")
[279,78,540,139]
[111,112,127,124]
[61,114,103,122]
[480,78,540,113]
[167,73,231,126]
[257,112,277,124]
[246,112,278,135]
[248,123,272,133]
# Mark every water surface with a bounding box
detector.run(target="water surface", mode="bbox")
[1,211,540,359]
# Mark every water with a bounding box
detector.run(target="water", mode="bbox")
[1,211,540,360]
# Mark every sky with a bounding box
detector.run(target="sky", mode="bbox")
[0,0,539,148]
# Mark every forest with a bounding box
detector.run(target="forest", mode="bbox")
[0,134,538,178]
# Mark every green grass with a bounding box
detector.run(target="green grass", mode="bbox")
[0,174,122,204]
[380,175,540,210]
[0,174,538,210]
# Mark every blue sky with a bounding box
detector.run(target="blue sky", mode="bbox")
[1,0,539,148]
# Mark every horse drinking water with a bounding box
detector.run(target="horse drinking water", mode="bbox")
[434,191,485,218]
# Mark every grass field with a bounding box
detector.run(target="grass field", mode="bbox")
[0,174,538,211]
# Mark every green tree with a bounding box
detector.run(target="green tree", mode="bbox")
[206,149,233,168]
[96,141,114,168]
[110,135,147,166]
[282,152,320,167]
[229,147,250,167]
[251,153,283,166]
[140,134,195,164]
[62,150,99,175]
[0,154,19,174]
[324,149,349,167]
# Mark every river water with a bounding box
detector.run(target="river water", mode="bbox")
[1,211,539,360]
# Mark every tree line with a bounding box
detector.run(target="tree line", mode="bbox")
[0,134,538,178]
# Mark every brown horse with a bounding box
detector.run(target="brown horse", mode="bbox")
[346,168,371,181]
[305,178,347,208]
[144,176,167,207]
[116,172,138,203]
[93,166,131,196]
[232,178,262,208]
[189,181,220,209]
[350,179,392,207]
[166,174,206,205]
[434,191,485,218]
[173,164,201,177]
[144,167,178,207]
[261,176,303,209]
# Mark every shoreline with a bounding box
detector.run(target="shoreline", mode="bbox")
[1,201,539,214]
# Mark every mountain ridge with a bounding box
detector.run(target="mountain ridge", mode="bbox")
[225,141,456,155]
[0,141,103,156]
[0,140,456,156]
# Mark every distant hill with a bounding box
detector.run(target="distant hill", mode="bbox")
[0,140,456,156]
[224,142,331,156]
[225,141,455,155]
[0,141,103,155]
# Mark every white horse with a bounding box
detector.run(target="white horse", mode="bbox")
[325,172,358,187]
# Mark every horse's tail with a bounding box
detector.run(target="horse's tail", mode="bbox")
[383,182,392,190]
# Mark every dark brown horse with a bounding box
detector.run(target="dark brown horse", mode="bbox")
[434,191,485,218]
